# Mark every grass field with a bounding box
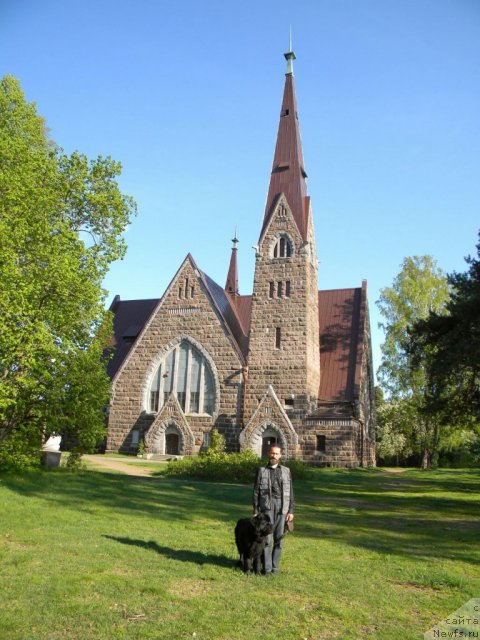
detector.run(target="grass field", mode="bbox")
[0,465,478,639]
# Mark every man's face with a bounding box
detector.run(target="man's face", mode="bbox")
[269,446,282,465]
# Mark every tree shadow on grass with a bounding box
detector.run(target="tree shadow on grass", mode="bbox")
[296,469,480,566]
[103,535,234,569]
[3,467,479,568]
[0,470,250,524]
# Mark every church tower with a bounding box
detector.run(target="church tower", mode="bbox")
[106,43,376,466]
[243,46,320,440]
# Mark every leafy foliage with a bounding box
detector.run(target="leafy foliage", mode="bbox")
[376,256,449,467]
[407,233,480,465]
[162,449,260,483]
[409,233,480,425]
[436,427,480,468]
[377,256,449,396]
[376,396,480,467]
[0,76,136,469]
[208,427,226,454]
[161,449,311,484]
[376,399,414,464]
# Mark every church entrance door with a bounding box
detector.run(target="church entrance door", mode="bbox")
[166,433,180,455]
[262,435,278,458]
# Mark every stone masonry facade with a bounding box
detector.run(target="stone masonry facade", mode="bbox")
[107,258,245,456]
[106,50,376,467]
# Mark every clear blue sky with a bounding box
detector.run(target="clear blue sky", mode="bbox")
[1,0,479,376]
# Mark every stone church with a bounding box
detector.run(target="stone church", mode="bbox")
[106,48,376,467]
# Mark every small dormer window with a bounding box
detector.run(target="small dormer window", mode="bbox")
[273,235,293,258]
[281,108,290,117]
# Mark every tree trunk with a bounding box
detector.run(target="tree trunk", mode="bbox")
[420,448,430,469]
[431,421,440,468]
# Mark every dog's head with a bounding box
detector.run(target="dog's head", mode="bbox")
[254,513,274,537]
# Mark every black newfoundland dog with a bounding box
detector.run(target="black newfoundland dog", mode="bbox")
[235,513,273,575]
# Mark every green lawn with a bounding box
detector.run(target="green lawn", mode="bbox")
[0,466,478,639]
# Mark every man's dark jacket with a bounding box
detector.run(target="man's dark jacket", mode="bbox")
[253,464,294,515]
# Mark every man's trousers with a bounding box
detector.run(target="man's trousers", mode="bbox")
[263,498,285,575]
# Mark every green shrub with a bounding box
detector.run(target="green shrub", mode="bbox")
[208,427,226,454]
[283,458,311,480]
[0,426,42,471]
[161,449,311,483]
[64,450,84,471]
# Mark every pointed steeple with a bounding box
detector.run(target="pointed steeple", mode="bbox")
[261,43,309,240]
[225,233,239,295]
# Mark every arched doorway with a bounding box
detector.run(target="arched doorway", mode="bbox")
[150,422,184,456]
[250,425,284,458]
[262,433,279,458]
[165,432,180,455]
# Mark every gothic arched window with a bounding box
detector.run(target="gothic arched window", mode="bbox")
[272,235,293,258]
[148,340,216,415]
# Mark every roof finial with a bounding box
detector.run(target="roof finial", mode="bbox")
[284,27,296,76]
[232,227,239,248]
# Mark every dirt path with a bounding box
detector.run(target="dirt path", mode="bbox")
[82,455,155,477]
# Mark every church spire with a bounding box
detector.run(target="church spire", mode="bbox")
[225,233,239,296]
[261,44,309,240]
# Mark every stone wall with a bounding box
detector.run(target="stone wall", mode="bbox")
[244,197,320,422]
[107,257,244,454]
[107,234,377,468]
[296,416,361,467]
[355,283,377,467]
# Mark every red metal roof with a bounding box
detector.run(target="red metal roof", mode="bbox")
[233,295,252,337]
[318,287,364,402]
[261,71,309,240]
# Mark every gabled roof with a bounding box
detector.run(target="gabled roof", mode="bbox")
[106,260,250,381]
[106,284,368,406]
[261,52,309,241]
[200,271,249,358]
[318,286,366,403]
[232,294,252,337]
[106,297,159,379]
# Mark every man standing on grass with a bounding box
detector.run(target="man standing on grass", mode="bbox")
[252,445,294,576]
